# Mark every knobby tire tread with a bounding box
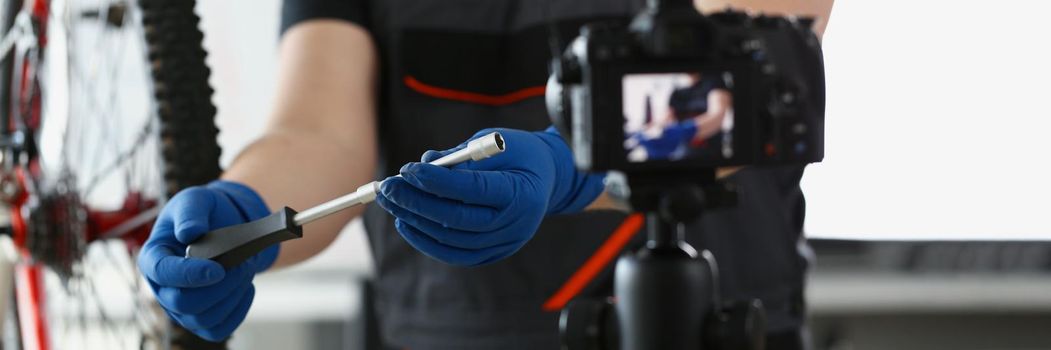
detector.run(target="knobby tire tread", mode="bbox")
[139,0,226,348]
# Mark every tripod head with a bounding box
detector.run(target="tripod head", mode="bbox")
[561,171,766,350]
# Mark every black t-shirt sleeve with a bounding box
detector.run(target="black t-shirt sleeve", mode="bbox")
[668,88,688,113]
[700,73,728,91]
[281,0,370,35]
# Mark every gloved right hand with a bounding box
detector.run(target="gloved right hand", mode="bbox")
[637,120,698,159]
[375,127,605,266]
[137,180,279,342]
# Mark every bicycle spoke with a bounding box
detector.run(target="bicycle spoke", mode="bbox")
[83,257,130,347]
[92,25,126,189]
[5,0,217,348]
[76,271,91,349]
[81,116,154,198]
[99,242,138,293]
[107,24,134,189]
[70,11,158,204]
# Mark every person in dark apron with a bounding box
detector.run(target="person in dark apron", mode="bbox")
[630,72,734,161]
[136,0,835,349]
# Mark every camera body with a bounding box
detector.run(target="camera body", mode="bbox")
[547,2,826,174]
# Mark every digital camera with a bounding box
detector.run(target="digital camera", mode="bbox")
[546,0,825,173]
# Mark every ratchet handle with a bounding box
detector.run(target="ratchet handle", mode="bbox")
[185,206,303,268]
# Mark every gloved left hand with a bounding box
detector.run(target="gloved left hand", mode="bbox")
[137,180,278,342]
[375,127,604,266]
[637,120,698,159]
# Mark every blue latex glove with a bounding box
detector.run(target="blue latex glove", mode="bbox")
[375,127,605,266]
[638,120,698,159]
[137,180,278,342]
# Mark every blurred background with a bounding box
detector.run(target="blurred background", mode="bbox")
[194,0,1051,349]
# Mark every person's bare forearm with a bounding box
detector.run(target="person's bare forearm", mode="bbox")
[222,128,372,268]
[222,21,378,268]
[689,110,726,141]
[691,90,733,141]
[693,113,723,140]
[694,0,834,37]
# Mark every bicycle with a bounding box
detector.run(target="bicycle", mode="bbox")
[0,0,226,348]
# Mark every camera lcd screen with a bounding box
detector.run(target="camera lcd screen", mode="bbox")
[622,72,735,163]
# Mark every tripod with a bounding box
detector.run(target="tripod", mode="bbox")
[560,173,767,350]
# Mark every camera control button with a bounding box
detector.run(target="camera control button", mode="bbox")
[792,123,808,134]
[794,141,808,155]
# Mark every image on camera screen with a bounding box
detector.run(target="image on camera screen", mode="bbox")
[623,72,735,163]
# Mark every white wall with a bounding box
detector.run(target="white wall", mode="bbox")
[802,0,1051,240]
[196,0,280,167]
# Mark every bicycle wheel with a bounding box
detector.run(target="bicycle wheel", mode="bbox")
[0,0,223,348]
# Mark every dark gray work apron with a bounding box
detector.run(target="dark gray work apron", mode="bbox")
[353,0,812,348]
